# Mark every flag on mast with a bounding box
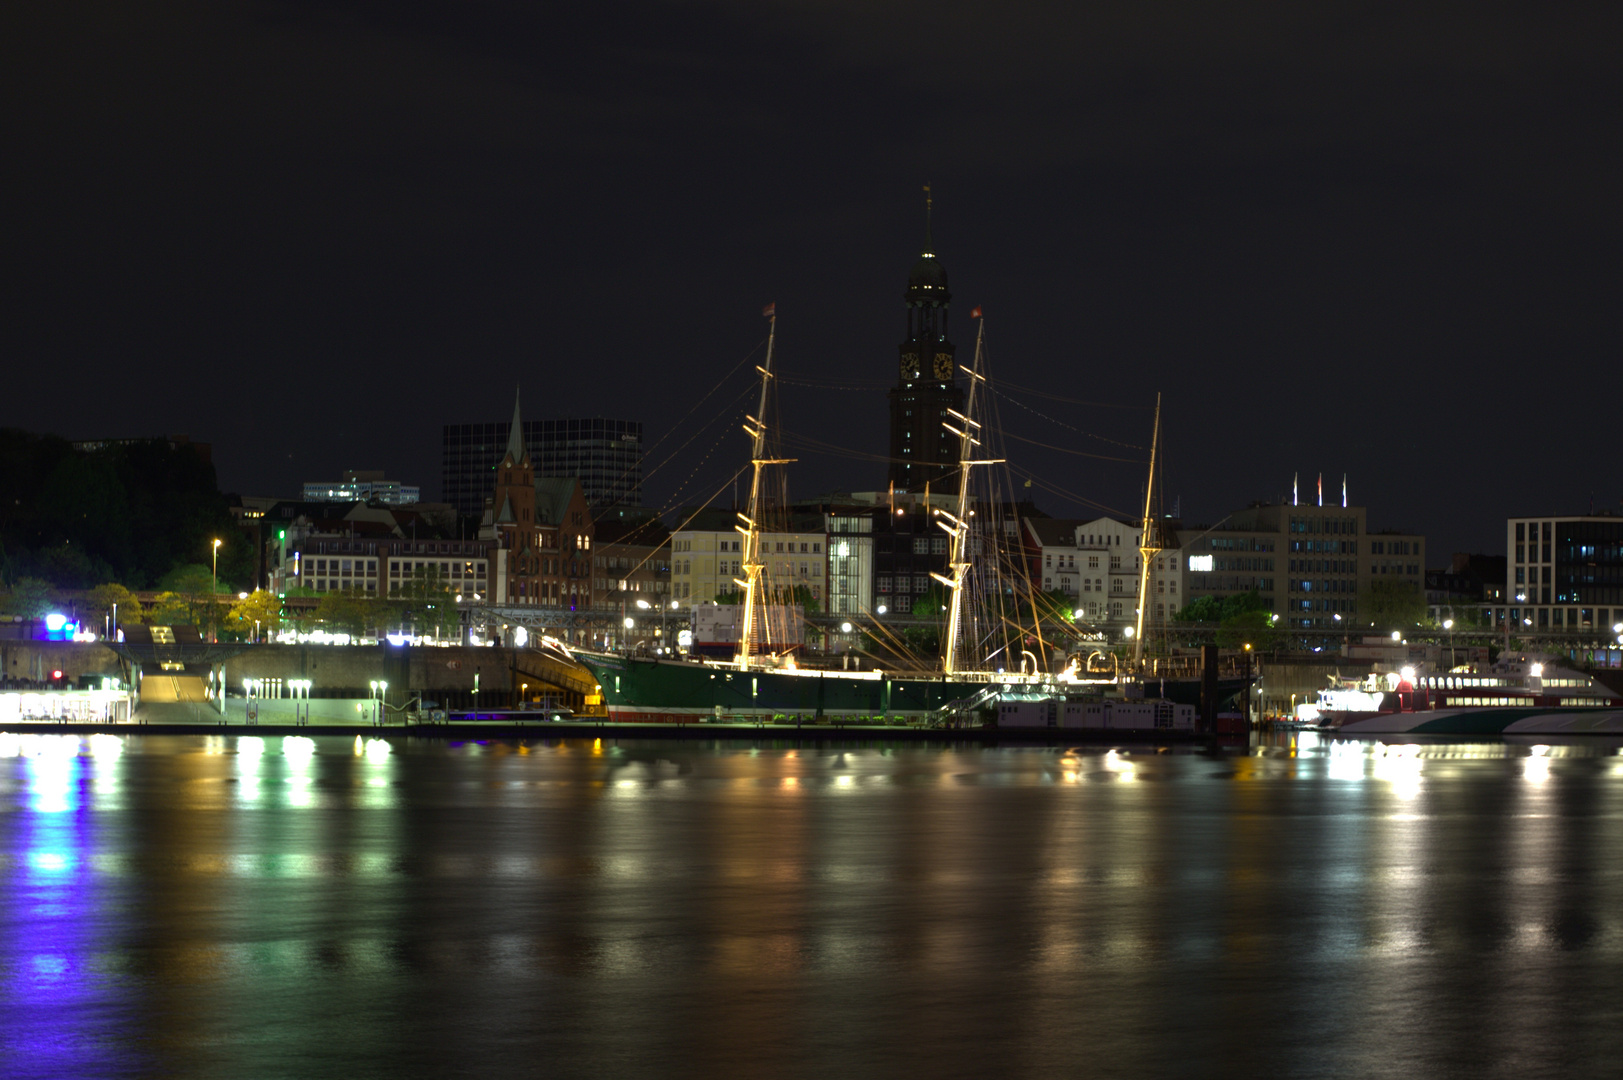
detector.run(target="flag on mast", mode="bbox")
[971,306,983,319]
[1317,473,1323,507]
[1342,474,1348,508]
[1293,473,1298,506]
[761,302,775,318]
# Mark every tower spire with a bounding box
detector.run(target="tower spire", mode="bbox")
[503,386,528,467]
[923,183,934,253]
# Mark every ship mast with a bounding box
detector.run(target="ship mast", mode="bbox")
[735,306,793,669]
[1132,392,1163,665]
[932,311,1000,675]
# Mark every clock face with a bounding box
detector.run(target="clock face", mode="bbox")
[900,352,920,379]
[933,353,954,380]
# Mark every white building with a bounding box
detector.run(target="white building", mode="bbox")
[1024,516,1183,626]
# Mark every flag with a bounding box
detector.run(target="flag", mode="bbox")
[971,306,983,319]
[761,302,775,318]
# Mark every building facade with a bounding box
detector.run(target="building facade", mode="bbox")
[443,412,642,517]
[1024,517,1184,626]
[1181,501,1425,630]
[1496,514,1623,634]
[478,398,595,609]
[669,509,827,611]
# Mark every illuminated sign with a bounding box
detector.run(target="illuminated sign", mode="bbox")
[1188,555,1214,572]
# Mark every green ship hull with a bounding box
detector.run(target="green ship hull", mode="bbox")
[571,650,1251,723]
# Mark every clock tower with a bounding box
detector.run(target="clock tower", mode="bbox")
[887,189,965,492]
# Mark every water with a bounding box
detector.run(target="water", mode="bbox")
[3,732,1622,1079]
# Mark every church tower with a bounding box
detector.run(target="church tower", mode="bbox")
[886,188,965,493]
[484,389,541,603]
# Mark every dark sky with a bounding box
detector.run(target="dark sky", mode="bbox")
[4,2,1618,559]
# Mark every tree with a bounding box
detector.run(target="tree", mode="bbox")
[87,582,145,632]
[227,589,281,641]
[1362,579,1428,631]
[147,591,192,626]
[158,563,221,634]
[1,577,56,637]
[1174,589,1270,623]
[1216,609,1284,652]
[395,565,459,640]
[315,589,373,640]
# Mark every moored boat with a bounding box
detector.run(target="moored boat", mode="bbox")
[1319,653,1622,735]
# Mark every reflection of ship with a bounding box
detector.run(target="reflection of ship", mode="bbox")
[1310,653,1622,735]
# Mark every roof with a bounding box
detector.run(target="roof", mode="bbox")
[534,476,583,526]
[502,388,527,466]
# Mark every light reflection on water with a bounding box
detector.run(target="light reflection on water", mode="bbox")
[1,733,1622,1079]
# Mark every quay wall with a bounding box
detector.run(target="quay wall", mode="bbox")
[2,641,123,684]
[0,642,594,710]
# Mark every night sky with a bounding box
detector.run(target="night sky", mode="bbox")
[4,2,1618,559]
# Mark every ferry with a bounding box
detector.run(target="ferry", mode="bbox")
[1306,653,1623,735]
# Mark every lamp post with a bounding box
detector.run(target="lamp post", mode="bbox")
[211,538,222,642]
[1443,618,1455,669]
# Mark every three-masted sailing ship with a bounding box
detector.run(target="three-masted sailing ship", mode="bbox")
[562,306,1061,723]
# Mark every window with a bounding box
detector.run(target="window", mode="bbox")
[913,538,929,554]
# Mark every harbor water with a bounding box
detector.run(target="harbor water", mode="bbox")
[3,731,1622,1079]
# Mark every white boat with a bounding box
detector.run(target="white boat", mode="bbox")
[1310,653,1623,735]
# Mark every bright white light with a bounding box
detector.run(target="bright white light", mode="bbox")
[1123,626,1135,639]
[623,618,635,629]
[512,626,528,648]
[1391,630,1401,641]
[282,736,316,761]
[1400,666,1415,683]
[1443,619,1453,629]
[1187,555,1213,572]
[43,613,68,632]
[876,605,888,615]
[840,622,853,633]
[636,599,651,610]
[1531,663,1544,678]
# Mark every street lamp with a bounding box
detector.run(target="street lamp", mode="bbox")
[211,538,222,642]
[1443,618,1455,668]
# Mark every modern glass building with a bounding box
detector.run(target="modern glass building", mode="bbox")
[442,417,642,518]
[1500,514,1623,634]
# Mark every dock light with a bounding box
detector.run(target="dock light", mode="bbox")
[840,622,853,633]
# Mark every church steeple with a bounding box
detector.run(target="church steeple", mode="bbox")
[887,188,965,493]
[899,184,954,386]
[501,386,530,468]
